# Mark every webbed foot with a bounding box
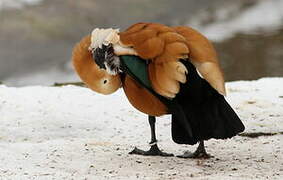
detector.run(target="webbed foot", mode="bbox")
[177,150,213,159]
[129,144,173,157]
[177,141,213,159]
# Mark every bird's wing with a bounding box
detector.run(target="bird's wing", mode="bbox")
[119,23,225,98]
[173,26,226,96]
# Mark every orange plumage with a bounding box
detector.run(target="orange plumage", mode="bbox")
[72,22,226,115]
[72,22,245,157]
[123,76,168,116]
[72,35,121,95]
[72,34,168,116]
[119,23,225,98]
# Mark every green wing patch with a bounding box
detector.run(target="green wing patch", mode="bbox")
[120,55,152,89]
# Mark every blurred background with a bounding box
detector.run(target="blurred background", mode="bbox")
[0,0,282,86]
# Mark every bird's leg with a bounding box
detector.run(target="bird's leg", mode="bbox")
[129,116,174,157]
[177,140,213,159]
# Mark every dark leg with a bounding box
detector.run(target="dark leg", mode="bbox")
[129,116,174,156]
[177,140,213,159]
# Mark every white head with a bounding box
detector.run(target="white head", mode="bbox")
[89,28,120,51]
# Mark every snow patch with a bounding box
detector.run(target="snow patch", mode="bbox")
[0,78,282,179]
[193,0,283,42]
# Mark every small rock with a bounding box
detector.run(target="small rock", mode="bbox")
[247,101,256,104]
[109,170,114,174]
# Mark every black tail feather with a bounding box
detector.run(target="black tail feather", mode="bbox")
[171,61,245,145]
[120,55,244,145]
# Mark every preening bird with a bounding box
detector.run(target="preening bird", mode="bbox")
[72,22,245,158]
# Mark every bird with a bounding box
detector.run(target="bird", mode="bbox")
[72,22,245,158]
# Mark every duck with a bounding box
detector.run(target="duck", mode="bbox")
[72,22,245,158]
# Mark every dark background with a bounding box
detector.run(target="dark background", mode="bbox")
[0,0,282,86]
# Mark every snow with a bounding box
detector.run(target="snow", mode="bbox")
[227,78,283,133]
[0,0,42,10]
[194,0,283,42]
[0,78,282,179]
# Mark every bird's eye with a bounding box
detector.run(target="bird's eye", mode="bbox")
[103,80,108,84]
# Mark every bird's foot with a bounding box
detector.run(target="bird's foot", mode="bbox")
[129,144,174,157]
[177,150,213,159]
[177,141,213,159]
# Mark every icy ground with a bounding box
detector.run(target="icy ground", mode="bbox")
[0,78,282,179]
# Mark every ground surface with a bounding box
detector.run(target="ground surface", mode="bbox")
[0,78,282,179]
